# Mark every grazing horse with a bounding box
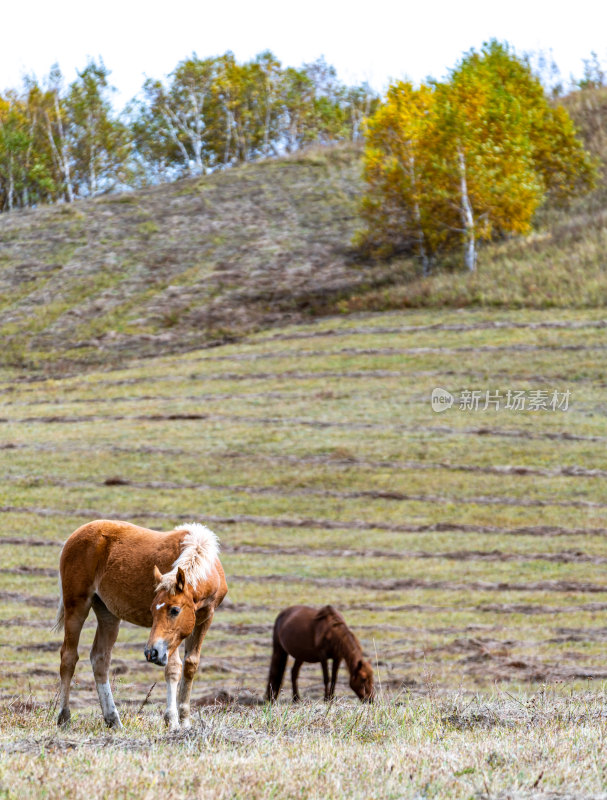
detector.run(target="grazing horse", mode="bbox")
[265,605,374,703]
[54,519,227,730]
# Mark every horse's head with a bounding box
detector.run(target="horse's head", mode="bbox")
[350,659,375,702]
[144,566,197,666]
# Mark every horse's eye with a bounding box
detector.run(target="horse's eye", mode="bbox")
[169,606,181,617]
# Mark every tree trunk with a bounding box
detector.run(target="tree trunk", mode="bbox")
[160,109,190,170]
[409,153,430,276]
[189,90,204,175]
[458,148,476,271]
[89,137,97,196]
[52,93,75,203]
[7,155,14,211]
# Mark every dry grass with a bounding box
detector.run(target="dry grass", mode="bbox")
[2,691,607,799]
[1,306,607,796]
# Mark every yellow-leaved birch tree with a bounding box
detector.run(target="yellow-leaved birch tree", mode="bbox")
[358,41,596,271]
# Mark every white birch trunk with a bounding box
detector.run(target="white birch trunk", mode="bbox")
[189,89,204,175]
[89,127,97,196]
[224,109,233,166]
[46,93,74,203]
[160,91,206,176]
[54,94,74,202]
[457,148,476,271]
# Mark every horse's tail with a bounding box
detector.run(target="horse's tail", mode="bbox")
[52,583,64,633]
[265,617,288,702]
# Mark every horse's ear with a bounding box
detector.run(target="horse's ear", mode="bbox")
[316,604,338,621]
[175,567,186,593]
[153,565,163,585]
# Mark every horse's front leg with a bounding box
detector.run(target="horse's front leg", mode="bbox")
[164,648,182,731]
[177,611,214,729]
[329,658,341,700]
[291,659,303,702]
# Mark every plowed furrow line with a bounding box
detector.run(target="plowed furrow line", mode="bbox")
[2,443,604,480]
[1,366,601,400]
[187,342,607,363]
[2,390,307,409]
[253,319,607,344]
[3,412,602,443]
[0,537,62,547]
[226,545,607,564]
[2,371,603,410]
[2,544,605,566]
[1,504,606,537]
[0,591,56,608]
[223,453,607,479]
[349,601,607,615]
[0,567,57,577]
[3,474,604,510]
[232,574,607,593]
[5,598,607,623]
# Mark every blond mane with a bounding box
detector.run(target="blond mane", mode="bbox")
[157,523,220,593]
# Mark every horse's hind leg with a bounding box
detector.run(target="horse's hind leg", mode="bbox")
[90,595,122,729]
[57,596,92,726]
[265,628,288,702]
[178,611,214,729]
[291,659,303,702]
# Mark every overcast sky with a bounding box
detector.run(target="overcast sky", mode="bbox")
[3,0,607,106]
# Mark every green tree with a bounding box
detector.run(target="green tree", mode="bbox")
[135,55,222,177]
[41,65,76,202]
[0,92,30,210]
[132,51,378,178]
[0,85,57,211]
[65,60,131,195]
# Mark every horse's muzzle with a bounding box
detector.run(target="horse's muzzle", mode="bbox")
[144,642,168,666]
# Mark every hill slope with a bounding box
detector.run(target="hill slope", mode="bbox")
[2,87,607,375]
[0,146,389,373]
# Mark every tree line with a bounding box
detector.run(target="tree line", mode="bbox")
[0,51,378,211]
[1,42,600,275]
[357,41,597,271]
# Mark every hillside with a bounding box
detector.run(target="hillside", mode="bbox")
[1,87,607,376]
[0,145,387,374]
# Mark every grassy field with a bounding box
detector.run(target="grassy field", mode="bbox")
[1,305,607,797]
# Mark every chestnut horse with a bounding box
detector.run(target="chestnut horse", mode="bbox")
[54,519,227,730]
[265,605,374,702]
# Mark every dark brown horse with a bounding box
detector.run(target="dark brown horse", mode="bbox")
[265,605,374,702]
[54,519,227,730]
